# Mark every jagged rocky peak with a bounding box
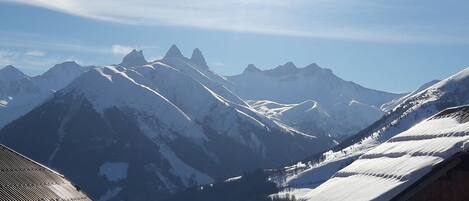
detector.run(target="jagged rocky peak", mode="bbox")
[266,61,299,75]
[243,64,261,73]
[190,48,208,69]
[119,49,148,67]
[275,61,297,71]
[302,62,333,74]
[164,44,184,59]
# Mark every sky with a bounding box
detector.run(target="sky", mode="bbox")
[1,0,469,93]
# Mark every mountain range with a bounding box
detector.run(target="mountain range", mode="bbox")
[227,62,402,139]
[0,61,90,128]
[0,45,343,201]
[0,45,412,201]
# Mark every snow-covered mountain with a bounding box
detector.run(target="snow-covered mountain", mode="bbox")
[0,46,335,201]
[0,62,89,128]
[304,105,469,201]
[272,66,469,198]
[380,79,440,113]
[228,62,402,139]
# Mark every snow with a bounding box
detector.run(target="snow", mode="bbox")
[274,67,469,197]
[303,105,469,201]
[225,176,242,182]
[0,62,89,129]
[381,80,440,113]
[66,66,206,140]
[229,63,396,139]
[158,144,214,186]
[99,162,129,182]
[248,99,381,139]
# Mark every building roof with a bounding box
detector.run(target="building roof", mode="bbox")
[0,144,92,200]
[304,105,469,201]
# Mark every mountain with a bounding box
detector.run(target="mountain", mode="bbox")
[228,62,402,139]
[0,62,89,128]
[119,49,148,67]
[304,105,469,201]
[380,79,440,113]
[272,66,469,198]
[0,46,335,201]
[247,100,382,140]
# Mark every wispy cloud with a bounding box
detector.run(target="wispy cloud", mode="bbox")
[0,50,18,66]
[111,45,134,55]
[24,50,46,57]
[6,0,469,43]
[0,48,60,73]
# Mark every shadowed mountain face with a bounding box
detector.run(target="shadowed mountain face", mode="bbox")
[0,46,335,201]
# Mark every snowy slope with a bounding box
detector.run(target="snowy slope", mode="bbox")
[0,47,335,201]
[304,105,469,201]
[381,79,440,113]
[159,45,244,106]
[272,67,469,196]
[0,65,43,128]
[228,62,402,139]
[247,99,381,139]
[0,62,89,128]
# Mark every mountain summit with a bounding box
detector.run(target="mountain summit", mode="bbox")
[119,49,148,67]
[0,65,26,81]
[190,48,208,69]
[164,44,184,59]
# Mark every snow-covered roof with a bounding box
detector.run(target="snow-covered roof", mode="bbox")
[0,144,92,200]
[304,105,469,201]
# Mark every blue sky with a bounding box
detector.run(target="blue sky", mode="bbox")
[1,0,469,92]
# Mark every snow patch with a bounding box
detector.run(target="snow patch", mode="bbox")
[99,162,129,182]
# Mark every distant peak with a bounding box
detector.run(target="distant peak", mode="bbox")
[2,65,18,71]
[283,61,297,68]
[190,48,208,69]
[0,65,24,75]
[119,49,147,67]
[305,63,320,69]
[55,61,80,67]
[164,44,184,59]
[243,64,261,74]
[267,62,298,75]
[0,65,26,80]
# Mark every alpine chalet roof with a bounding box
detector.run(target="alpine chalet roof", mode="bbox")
[0,144,92,200]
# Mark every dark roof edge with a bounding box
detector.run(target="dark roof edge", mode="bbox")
[0,144,65,177]
[391,151,469,201]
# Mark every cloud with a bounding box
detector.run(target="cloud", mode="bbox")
[24,50,46,57]
[0,50,18,66]
[0,48,77,75]
[111,45,134,55]
[7,0,469,43]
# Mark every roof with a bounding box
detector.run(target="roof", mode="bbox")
[0,144,92,201]
[304,105,469,201]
